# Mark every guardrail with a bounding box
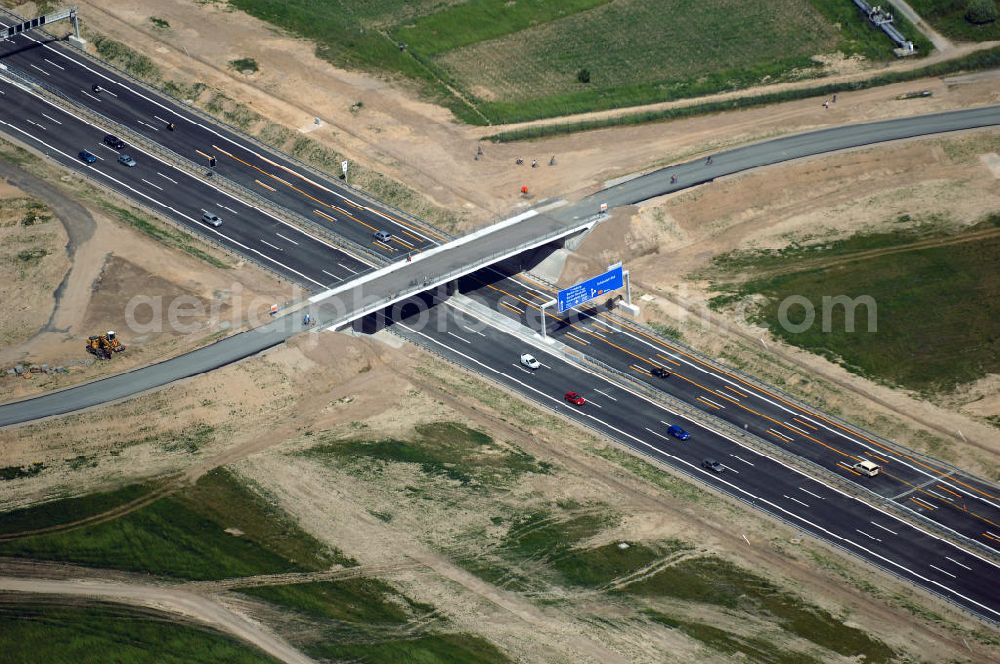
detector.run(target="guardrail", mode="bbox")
[603,301,1000,493]
[0,111,310,297]
[579,351,1000,565]
[398,326,998,627]
[0,63,388,270]
[0,6,453,244]
[321,213,601,327]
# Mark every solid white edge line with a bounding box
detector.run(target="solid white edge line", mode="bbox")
[394,311,1000,619]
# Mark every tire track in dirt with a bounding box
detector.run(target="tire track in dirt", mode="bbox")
[0,575,315,664]
[0,476,180,542]
[739,226,1000,280]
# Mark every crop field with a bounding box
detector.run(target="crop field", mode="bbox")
[708,217,1000,393]
[0,469,342,579]
[432,0,837,122]
[227,0,919,125]
[0,600,278,664]
[906,0,1000,41]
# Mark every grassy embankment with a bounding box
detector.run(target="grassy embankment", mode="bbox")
[304,419,896,662]
[0,466,505,662]
[906,0,1000,41]
[0,601,279,664]
[226,0,924,125]
[706,216,1000,393]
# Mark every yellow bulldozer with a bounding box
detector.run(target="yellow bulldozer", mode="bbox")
[85,330,126,360]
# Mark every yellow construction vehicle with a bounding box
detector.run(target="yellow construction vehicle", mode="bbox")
[85,330,125,360]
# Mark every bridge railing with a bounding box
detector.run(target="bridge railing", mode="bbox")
[323,214,600,327]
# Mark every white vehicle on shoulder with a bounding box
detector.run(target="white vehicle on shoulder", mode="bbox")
[520,353,540,370]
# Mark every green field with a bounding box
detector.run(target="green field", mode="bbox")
[227,0,923,125]
[629,557,894,663]
[305,421,551,488]
[0,600,278,664]
[709,218,1000,393]
[242,581,507,663]
[0,469,344,579]
[0,482,154,535]
[906,0,1000,41]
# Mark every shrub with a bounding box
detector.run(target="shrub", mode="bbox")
[577,68,591,84]
[966,0,999,24]
[228,57,259,75]
[149,17,170,30]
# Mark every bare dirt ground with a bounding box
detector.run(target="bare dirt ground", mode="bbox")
[0,145,295,400]
[566,130,1000,475]
[51,2,1000,460]
[1,330,996,662]
[70,0,1000,228]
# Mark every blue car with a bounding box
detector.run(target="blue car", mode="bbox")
[78,150,97,164]
[667,425,690,440]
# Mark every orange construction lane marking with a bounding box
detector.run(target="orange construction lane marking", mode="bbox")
[837,462,862,477]
[214,143,447,243]
[215,145,386,235]
[697,397,721,410]
[475,275,997,513]
[724,384,750,398]
[792,417,818,431]
[582,305,1000,505]
[937,485,962,498]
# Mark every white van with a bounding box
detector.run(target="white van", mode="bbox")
[852,459,880,477]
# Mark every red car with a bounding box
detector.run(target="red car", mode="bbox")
[564,391,586,406]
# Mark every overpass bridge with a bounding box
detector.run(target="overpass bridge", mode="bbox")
[308,205,596,328]
[0,206,597,426]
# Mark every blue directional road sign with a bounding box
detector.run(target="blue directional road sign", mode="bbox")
[557,264,624,313]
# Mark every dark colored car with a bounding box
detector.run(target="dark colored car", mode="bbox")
[702,459,725,473]
[78,150,97,164]
[91,83,103,93]
[103,134,125,150]
[564,391,586,406]
[651,367,671,378]
[667,425,690,440]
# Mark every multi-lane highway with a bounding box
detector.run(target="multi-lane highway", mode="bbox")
[0,13,444,258]
[383,295,1000,622]
[457,265,1000,556]
[0,74,371,288]
[1,18,999,623]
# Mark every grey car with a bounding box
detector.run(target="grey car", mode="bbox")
[702,459,724,473]
[374,230,392,243]
[117,154,137,167]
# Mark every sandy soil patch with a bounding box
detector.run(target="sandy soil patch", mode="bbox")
[73,0,1000,232]
[0,187,68,350]
[0,155,294,400]
[564,130,1000,474]
[2,327,991,662]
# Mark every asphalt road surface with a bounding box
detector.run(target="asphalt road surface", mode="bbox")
[0,14,443,259]
[0,74,372,288]
[1,24,999,622]
[383,298,1000,622]
[457,264,1000,556]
